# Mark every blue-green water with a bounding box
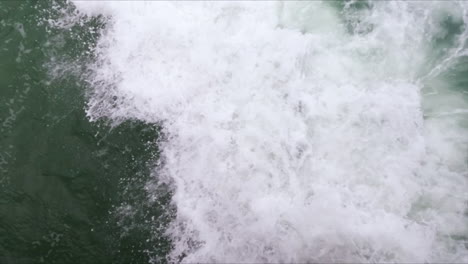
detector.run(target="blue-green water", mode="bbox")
[0,1,171,263]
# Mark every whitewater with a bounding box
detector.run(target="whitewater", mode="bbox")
[66,1,468,262]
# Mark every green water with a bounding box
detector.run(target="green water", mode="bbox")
[0,1,171,263]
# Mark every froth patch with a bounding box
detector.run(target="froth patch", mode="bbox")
[71,1,468,262]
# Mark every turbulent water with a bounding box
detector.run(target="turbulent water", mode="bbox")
[2,0,468,263]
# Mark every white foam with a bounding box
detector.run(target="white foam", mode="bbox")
[72,1,468,262]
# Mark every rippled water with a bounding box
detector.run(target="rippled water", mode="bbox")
[0,1,170,263]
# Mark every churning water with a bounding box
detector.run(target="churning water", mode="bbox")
[2,1,468,263]
[68,1,468,262]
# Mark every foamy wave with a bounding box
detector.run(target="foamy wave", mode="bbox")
[72,1,468,262]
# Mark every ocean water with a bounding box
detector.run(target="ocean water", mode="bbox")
[1,0,468,263]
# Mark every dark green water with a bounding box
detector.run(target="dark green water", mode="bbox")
[0,1,171,263]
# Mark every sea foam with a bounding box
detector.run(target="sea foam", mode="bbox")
[71,1,468,262]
